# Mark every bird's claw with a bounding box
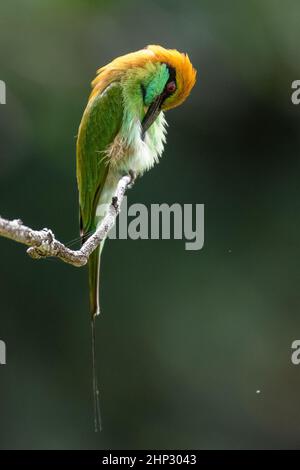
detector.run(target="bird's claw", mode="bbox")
[128,170,136,188]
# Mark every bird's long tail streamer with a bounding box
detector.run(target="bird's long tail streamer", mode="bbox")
[91,316,102,432]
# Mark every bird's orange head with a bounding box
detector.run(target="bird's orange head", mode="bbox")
[91,44,196,109]
[90,45,196,135]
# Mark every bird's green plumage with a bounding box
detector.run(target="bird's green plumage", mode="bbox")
[77,62,178,316]
[77,83,123,315]
[144,63,169,106]
[77,84,123,235]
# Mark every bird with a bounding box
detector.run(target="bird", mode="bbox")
[76,44,196,431]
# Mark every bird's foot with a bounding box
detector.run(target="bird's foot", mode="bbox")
[128,170,137,188]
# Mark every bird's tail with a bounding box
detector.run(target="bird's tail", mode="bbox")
[88,245,102,432]
[89,246,101,317]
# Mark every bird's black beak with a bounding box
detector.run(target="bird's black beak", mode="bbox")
[141,93,165,139]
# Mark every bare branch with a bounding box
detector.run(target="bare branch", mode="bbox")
[0,174,133,267]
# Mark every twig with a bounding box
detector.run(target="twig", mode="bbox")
[0,174,133,267]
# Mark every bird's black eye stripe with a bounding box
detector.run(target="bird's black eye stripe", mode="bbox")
[164,65,177,95]
[167,65,176,84]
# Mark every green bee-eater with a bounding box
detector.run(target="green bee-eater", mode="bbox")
[76,45,196,430]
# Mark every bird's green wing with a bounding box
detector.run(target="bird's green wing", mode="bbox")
[76,83,123,237]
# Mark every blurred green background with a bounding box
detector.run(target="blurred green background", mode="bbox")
[1,0,300,450]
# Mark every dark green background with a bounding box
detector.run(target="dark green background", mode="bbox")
[0,0,300,449]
